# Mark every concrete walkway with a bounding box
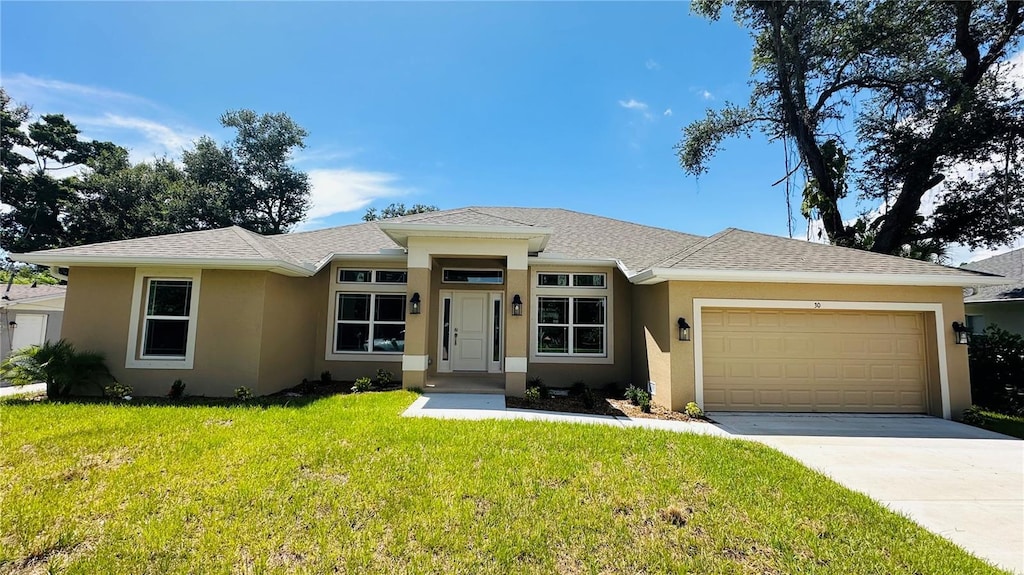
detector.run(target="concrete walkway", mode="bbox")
[404,395,1023,574]
[0,382,45,397]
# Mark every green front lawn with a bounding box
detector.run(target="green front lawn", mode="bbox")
[0,392,1005,574]
[970,409,1024,439]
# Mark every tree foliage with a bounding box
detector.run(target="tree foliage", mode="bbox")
[363,202,439,221]
[1,89,315,253]
[0,339,114,397]
[677,0,1024,256]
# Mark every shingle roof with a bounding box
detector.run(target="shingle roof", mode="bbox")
[0,283,66,303]
[657,228,992,278]
[961,247,1024,302]
[12,206,999,284]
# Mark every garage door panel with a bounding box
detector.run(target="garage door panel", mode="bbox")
[703,308,928,413]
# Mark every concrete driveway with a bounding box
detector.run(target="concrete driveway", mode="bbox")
[711,413,1024,574]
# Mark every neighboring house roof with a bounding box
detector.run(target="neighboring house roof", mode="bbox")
[11,206,1005,287]
[0,283,67,307]
[961,247,1024,302]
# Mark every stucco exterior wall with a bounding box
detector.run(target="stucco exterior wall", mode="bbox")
[630,282,671,406]
[661,281,970,417]
[61,267,269,397]
[258,273,317,395]
[965,301,1024,337]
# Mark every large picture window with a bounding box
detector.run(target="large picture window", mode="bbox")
[142,280,193,357]
[537,296,606,356]
[335,293,406,353]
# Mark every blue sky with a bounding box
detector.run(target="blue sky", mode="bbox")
[1,2,1016,262]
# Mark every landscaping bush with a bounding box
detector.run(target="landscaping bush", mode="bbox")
[104,383,133,400]
[524,386,541,403]
[638,394,652,413]
[968,325,1024,415]
[320,370,332,384]
[581,387,596,409]
[569,381,588,396]
[961,405,985,426]
[624,385,648,406]
[352,377,373,393]
[685,401,704,419]
[234,386,253,401]
[375,369,393,387]
[0,339,115,397]
[168,379,186,399]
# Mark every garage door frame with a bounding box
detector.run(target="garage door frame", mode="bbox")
[692,299,951,419]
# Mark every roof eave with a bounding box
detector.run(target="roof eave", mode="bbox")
[9,254,315,278]
[378,222,553,252]
[632,267,1010,287]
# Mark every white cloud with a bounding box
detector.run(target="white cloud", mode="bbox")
[75,114,201,159]
[618,99,648,111]
[1,73,155,108]
[700,90,714,100]
[645,59,660,71]
[663,108,673,117]
[299,168,407,230]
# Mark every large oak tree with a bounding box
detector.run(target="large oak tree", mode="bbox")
[677,0,1024,257]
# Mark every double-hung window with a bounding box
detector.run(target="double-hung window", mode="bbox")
[534,271,610,359]
[332,268,407,355]
[126,268,202,369]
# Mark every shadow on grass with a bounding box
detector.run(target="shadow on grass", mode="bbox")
[0,382,408,410]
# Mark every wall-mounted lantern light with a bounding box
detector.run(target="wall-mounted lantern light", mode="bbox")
[951,321,970,345]
[677,317,691,342]
[409,292,421,315]
[7,321,16,329]
[512,294,523,316]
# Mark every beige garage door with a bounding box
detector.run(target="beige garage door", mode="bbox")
[702,308,928,413]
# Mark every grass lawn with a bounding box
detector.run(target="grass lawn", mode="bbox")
[0,392,1006,574]
[970,409,1024,439]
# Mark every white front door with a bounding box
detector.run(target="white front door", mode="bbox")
[452,292,488,371]
[11,314,47,351]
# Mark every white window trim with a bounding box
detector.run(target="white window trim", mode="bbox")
[441,268,505,285]
[691,298,951,419]
[529,270,614,365]
[337,268,408,285]
[325,264,407,362]
[333,293,406,356]
[126,268,202,370]
[537,271,607,289]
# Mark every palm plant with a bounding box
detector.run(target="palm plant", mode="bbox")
[0,339,114,397]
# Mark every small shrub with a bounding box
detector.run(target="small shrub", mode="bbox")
[235,386,253,401]
[352,377,373,393]
[961,405,985,426]
[638,393,652,413]
[524,387,541,403]
[104,383,133,400]
[581,387,596,409]
[685,401,704,419]
[569,381,587,396]
[320,370,332,384]
[375,369,393,387]
[0,339,115,397]
[603,381,621,396]
[625,385,649,406]
[968,326,1024,415]
[168,379,186,399]
[408,386,424,394]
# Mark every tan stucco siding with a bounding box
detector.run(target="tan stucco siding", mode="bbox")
[258,273,317,395]
[631,282,672,406]
[663,281,970,417]
[61,267,268,397]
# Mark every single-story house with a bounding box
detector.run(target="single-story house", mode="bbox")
[12,207,1006,418]
[961,247,1024,336]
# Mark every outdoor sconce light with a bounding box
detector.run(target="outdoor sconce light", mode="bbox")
[7,321,16,329]
[512,294,523,316]
[409,292,421,315]
[951,321,970,345]
[677,317,691,342]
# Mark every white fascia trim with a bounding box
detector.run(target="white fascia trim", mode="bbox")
[378,223,553,252]
[691,298,951,419]
[11,255,314,278]
[632,267,1008,287]
[965,297,1024,304]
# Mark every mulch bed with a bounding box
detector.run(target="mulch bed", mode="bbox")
[271,380,403,398]
[506,390,699,422]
